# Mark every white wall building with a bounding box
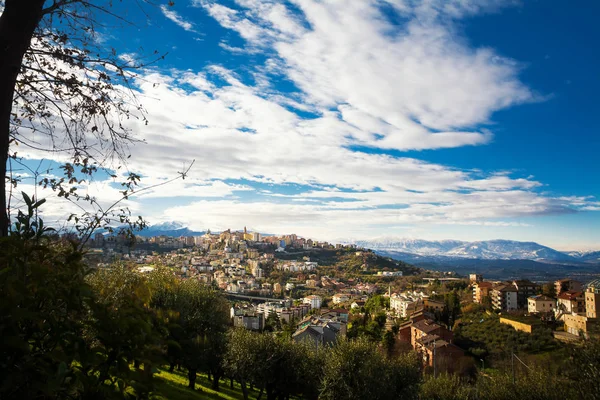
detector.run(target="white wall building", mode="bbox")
[303,295,322,309]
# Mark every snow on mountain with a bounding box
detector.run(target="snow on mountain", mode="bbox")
[350,238,465,255]
[347,238,581,261]
[149,221,187,231]
[566,251,600,263]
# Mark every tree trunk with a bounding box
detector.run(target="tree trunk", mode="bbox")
[169,362,175,372]
[211,369,222,391]
[257,385,264,400]
[0,0,46,236]
[188,368,197,390]
[240,379,249,400]
[230,377,234,389]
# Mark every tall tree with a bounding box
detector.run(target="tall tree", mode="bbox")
[0,0,166,236]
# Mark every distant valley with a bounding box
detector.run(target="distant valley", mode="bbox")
[343,238,600,281]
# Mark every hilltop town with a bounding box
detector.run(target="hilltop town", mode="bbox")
[82,226,600,373]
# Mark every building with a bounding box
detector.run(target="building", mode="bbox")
[472,281,493,304]
[292,316,346,349]
[424,299,445,313]
[512,280,538,309]
[491,284,518,311]
[469,274,483,283]
[332,293,350,304]
[390,292,425,318]
[233,313,265,331]
[420,339,465,369]
[410,319,453,348]
[527,294,556,314]
[585,279,600,319]
[563,314,592,337]
[555,279,583,296]
[556,291,585,317]
[303,295,322,309]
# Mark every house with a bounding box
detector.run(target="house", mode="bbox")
[320,308,349,323]
[332,293,350,304]
[563,314,594,337]
[303,295,323,309]
[410,319,453,348]
[555,279,583,296]
[390,292,426,318]
[491,284,518,311]
[406,317,460,369]
[419,339,465,369]
[512,280,538,309]
[351,300,366,309]
[556,291,585,318]
[292,316,346,349]
[472,281,493,304]
[528,294,556,314]
[585,279,600,318]
[233,313,265,331]
[424,299,445,313]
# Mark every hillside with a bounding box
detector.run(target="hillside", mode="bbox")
[275,247,421,276]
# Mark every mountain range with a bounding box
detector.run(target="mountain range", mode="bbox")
[345,238,600,263]
[138,222,600,264]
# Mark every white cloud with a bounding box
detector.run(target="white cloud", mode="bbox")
[160,5,196,32]
[8,0,599,245]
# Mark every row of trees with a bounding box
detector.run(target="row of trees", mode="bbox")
[0,198,230,398]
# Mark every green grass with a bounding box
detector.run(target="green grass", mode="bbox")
[151,368,262,400]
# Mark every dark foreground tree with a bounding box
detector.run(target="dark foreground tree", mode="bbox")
[0,0,168,236]
[0,194,162,398]
[151,278,230,391]
[319,337,421,400]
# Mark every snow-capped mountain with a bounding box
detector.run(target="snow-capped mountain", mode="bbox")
[565,251,600,263]
[346,238,590,262]
[444,240,573,261]
[350,238,465,255]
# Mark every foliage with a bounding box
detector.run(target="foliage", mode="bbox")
[223,329,322,400]
[419,374,473,400]
[319,337,421,400]
[86,265,165,398]
[569,338,600,400]
[454,312,558,364]
[0,194,158,398]
[151,277,230,390]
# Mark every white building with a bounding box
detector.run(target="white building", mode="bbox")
[527,295,556,314]
[303,295,322,309]
[332,293,351,304]
[390,292,427,318]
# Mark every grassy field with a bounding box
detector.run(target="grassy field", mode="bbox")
[151,368,261,400]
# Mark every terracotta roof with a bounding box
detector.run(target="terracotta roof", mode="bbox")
[412,319,441,333]
[558,291,583,300]
[529,294,555,301]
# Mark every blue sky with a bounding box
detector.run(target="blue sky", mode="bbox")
[10,0,600,250]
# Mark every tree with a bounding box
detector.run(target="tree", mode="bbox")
[570,338,600,400]
[151,278,230,390]
[319,337,421,400]
[0,0,168,236]
[0,194,160,398]
[0,194,92,398]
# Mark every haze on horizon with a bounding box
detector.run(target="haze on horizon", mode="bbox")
[11,0,600,251]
